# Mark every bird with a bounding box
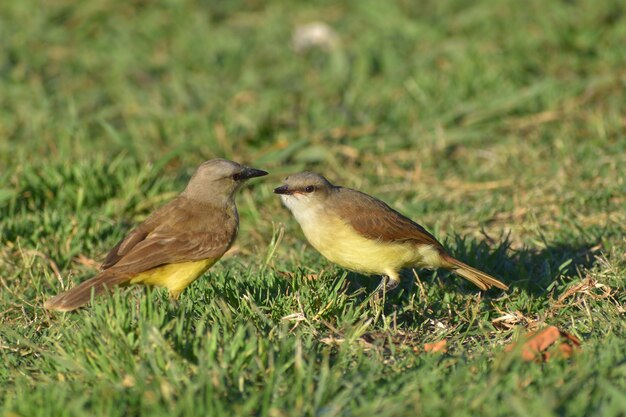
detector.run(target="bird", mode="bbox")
[44,159,268,312]
[274,172,508,294]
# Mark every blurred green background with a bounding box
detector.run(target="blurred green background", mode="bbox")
[1,0,625,416]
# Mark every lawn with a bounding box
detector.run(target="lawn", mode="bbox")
[1,0,625,416]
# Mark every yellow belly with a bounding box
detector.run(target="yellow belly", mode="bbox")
[129,258,216,297]
[299,213,442,278]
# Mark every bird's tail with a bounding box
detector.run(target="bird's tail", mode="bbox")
[44,270,129,312]
[442,255,509,291]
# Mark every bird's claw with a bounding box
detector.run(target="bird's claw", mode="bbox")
[375,275,399,296]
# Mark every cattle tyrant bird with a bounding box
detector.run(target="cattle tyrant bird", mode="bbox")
[274,172,508,295]
[44,159,268,311]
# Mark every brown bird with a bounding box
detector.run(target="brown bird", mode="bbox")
[44,159,268,312]
[274,172,508,293]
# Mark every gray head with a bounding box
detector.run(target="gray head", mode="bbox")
[273,172,335,210]
[183,159,268,203]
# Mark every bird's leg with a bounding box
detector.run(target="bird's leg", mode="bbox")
[168,290,181,309]
[375,273,400,295]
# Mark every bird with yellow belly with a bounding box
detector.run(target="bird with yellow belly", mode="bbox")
[44,159,267,312]
[275,172,509,294]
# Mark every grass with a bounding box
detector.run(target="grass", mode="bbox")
[1,0,625,415]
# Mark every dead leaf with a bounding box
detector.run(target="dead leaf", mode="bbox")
[505,325,581,362]
[423,339,447,353]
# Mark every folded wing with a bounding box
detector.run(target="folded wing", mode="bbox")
[330,188,444,248]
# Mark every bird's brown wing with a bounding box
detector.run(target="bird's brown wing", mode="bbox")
[330,188,444,248]
[101,202,180,269]
[103,198,237,274]
[43,198,237,312]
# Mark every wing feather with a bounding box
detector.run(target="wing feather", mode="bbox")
[101,202,179,269]
[101,197,237,274]
[329,188,444,248]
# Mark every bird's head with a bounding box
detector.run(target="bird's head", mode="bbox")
[273,172,335,212]
[183,159,268,203]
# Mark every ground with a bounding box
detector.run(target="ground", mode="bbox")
[1,0,625,416]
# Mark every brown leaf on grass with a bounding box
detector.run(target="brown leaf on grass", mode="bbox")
[423,339,447,353]
[505,325,581,362]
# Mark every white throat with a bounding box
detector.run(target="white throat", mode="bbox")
[280,194,320,227]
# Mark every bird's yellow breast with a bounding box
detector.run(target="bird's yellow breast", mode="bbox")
[129,258,216,297]
[297,210,442,277]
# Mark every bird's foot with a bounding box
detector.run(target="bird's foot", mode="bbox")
[375,275,400,296]
[168,293,181,309]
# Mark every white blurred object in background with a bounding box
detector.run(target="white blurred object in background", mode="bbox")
[292,22,339,53]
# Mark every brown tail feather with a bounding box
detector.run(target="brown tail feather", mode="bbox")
[442,255,509,291]
[43,270,130,312]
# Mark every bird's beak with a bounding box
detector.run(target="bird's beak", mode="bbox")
[273,185,293,195]
[235,167,268,180]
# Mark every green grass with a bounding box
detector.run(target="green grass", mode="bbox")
[1,0,625,415]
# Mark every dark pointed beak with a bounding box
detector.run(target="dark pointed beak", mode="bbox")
[273,185,292,195]
[234,167,268,181]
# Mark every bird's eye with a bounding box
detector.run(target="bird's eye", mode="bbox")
[304,186,315,193]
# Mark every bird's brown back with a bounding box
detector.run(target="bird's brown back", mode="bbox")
[101,196,238,275]
[327,187,444,249]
